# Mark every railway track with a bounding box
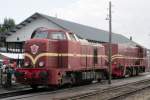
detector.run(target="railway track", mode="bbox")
[0,89,33,99]
[59,79,150,100]
[0,86,56,99]
[0,82,103,100]
[0,82,99,99]
[2,73,150,100]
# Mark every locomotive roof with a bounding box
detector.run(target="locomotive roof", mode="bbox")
[7,12,138,46]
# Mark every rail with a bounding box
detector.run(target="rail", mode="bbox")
[1,75,150,100]
[59,79,150,100]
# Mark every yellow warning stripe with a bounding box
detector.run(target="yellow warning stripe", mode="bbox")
[24,53,35,64]
[25,53,59,64]
[24,53,107,65]
[24,53,146,65]
[111,54,146,60]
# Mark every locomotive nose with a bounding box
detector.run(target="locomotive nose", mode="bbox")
[24,39,49,67]
[25,38,49,53]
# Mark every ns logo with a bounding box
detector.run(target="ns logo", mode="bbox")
[30,44,39,55]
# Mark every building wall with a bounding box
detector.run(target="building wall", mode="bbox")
[6,16,62,42]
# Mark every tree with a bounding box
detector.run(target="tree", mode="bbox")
[0,18,15,47]
[0,18,15,33]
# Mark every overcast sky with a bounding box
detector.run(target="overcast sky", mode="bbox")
[0,0,150,48]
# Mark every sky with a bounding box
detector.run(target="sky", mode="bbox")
[0,0,150,48]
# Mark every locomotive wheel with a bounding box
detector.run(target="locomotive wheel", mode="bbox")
[30,85,38,90]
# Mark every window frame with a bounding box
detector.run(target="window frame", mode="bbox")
[48,31,67,40]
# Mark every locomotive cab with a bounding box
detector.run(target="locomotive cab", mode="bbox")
[31,28,79,41]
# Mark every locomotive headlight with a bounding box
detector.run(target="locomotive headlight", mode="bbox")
[39,61,44,67]
[24,62,29,66]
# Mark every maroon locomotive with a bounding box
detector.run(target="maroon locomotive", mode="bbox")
[104,43,147,77]
[15,28,147,89]
[15,28,107,89]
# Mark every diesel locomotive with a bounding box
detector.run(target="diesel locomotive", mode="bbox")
[15,28,147,89]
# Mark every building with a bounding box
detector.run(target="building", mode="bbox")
[5,12,137,53]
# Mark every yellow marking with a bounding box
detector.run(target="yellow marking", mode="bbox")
[111,54,146,60]
[25,53,107,65]
[24,53,35,64]
[25,53,59,65]
[112,54,124,58]
[98,55,108,58]
[25,53,146,66]
[61,54,74,56]
[35,53,59,64]
[76,54,81,57]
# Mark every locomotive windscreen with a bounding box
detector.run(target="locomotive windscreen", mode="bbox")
[32,31,48,39]
[31,31,66,40]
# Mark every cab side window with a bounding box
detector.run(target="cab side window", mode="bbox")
[68,33,76,41]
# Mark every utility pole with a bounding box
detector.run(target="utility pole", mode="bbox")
[108,1,112,84]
